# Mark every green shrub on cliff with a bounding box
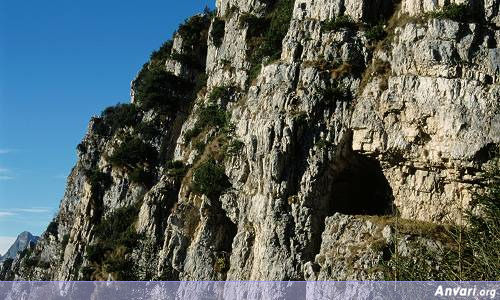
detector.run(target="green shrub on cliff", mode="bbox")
[109,136,157,169]
[211,18,225,47]
[208,85,237,103]
[322,15,357,32]
[192,159,230,199]
[133,66,190,111]
[129,167,154,187]
[132,14,212,114]
[175,14,211,70]
[85,204,143,280]
[150,40,173,62]
[243,0,294,83]
[184,104,230,142]
[165,160,187,180]
[428,3,468,22]
[85,167,112,192]
[90,103,141,136]
[365,24,386,41]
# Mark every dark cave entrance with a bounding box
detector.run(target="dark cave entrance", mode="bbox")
[329,142,394,216]
[210,199,238,276]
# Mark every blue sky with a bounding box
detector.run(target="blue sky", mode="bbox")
[0,0,214,254]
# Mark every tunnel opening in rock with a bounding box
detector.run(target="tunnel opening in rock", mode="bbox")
[209,200,238,276]
[330,152,394,216]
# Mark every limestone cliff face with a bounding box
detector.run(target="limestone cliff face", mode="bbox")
[2,0,498,281]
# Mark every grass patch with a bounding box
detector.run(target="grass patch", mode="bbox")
[427,3,468,22]
[184,104,230,143]
[85,204,143,280]
[322,15,358,32]
[377,157,500,281]
[360,58,392,92]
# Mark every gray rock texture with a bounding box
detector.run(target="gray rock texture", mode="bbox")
[1,0,498,281]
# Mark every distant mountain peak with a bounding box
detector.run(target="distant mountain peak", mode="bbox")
[0,231,39,262]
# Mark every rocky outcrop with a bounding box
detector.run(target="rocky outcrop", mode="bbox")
[1,0,498,281]
[0,232,38,263]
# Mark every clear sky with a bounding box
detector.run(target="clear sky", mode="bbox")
[0,0,214,255]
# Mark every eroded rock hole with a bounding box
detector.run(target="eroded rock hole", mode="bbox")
[331,153,393,215]
[210,202,237,275]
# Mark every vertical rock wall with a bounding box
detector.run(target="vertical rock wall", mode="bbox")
[2,0,498,281]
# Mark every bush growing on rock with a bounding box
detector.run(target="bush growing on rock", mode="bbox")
[184,104,230,142]
[76,142,86,154]
[211,18,225,47]
[109,136,158,169]
[46,220,59,235]
[134,66,190,112]
[208,85,237,103]
[0,258,14,280]
[165,160,187,180]
[85,205,142,280]
[94,205,142,247]
[322,15,357,32]
[428,3,469,22]
[177,14,211,49]
[322,82,352,104]
[136,121,161,141]
[85,167,112,191]
[101,103,141,133]
[129,167,154,187]
[192,159,230,199]
[150,40,173,62]
[224,139,245,156]
[365,24,386,41]
[131,13,211,117]
[175,14,212,69]
[91,118,109,136]
[244,0,294,83]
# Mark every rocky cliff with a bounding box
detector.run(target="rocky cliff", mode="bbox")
[0,232,38,263]
[1,0,498,281]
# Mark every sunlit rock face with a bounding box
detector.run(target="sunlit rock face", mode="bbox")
[2,0,498,281]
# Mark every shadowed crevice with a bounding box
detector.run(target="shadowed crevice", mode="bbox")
[330,152,394,215]
[328,131,394,216]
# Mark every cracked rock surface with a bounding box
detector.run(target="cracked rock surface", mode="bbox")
[1,0,498,281]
